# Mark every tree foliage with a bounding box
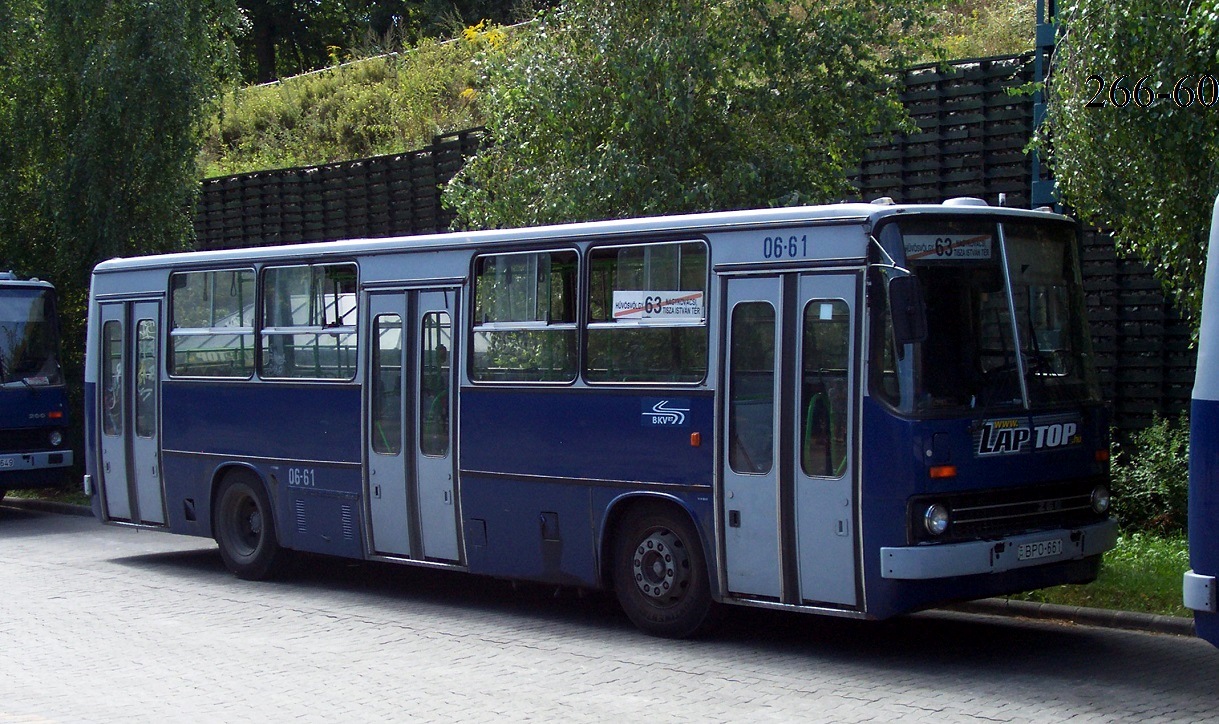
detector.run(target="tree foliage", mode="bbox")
[43,0,241,278]
[444,0,932,230]
[0,0,239,454]
[1045,0,1219,322]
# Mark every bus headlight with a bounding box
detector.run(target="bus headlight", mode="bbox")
[49,430,63,447]
[923,503,950,536]
[1091,485,1111,514]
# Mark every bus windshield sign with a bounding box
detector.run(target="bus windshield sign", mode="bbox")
[903,234,993,261]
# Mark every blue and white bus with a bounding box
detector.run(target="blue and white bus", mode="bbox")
[0,271,72,499]
[84,199,1116,637]
[1186,194,1219,646]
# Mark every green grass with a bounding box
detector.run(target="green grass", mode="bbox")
[1010,533,1190,618]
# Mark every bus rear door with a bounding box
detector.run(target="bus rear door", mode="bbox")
[366,289,460,563]
[721,272,859,607]
[97,300,165,525]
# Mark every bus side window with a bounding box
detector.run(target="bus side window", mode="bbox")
[802,300,850,478]
[168,269,255,378]
[261,263,358,380]
[585,240,708,383]
[470,250,577,382]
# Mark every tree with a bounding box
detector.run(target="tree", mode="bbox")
[40,0,241,281]
[0,0,240,471]
[0,0,53,276]
[443,0,932,230]
[1044,0,1219,322]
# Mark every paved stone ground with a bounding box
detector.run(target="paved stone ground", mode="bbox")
[2,504,1217,723]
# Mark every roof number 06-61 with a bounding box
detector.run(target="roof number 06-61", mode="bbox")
[763,235,809,260]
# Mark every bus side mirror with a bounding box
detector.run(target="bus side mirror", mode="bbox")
[889,275,927,346]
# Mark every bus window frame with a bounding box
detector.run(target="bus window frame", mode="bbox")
[167,267,257,380]
[259,261,360,383]
[468,247,580,385]
[583,238,710,386]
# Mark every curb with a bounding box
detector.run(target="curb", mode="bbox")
[3,497,1198,639]
[946,597,1196,638]
[1,497,94,518]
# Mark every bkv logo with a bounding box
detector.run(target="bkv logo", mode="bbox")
[642,399,690,427]
[976,417,1081,456]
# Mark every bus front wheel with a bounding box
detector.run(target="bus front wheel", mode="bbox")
[612,503,715,638]
[214,470,291,581]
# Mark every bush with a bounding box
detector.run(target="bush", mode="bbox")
[1110,413,1190,534]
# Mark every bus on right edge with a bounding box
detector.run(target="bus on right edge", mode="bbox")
[1186,194,1219,646]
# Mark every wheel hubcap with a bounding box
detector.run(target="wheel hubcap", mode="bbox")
[229,494,262,557]
[632,529,690,603]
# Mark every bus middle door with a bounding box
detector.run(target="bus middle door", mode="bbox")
[365,289,460,563]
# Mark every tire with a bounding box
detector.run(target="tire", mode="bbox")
[612,502,716,638]
[213,469,291,580]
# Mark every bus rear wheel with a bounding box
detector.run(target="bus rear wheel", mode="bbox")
[214,470,291,581]
[612,503,715,638]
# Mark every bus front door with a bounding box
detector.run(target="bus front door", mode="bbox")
[366,289,460,563]
[721,273,859,607]
[97,300,166,526]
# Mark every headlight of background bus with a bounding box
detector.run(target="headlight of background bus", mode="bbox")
[49,430,62,447]
[923,503,950,536]
[1091,485,1111,514]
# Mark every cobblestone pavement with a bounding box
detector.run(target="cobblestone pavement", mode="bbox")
[2,504,1217,723]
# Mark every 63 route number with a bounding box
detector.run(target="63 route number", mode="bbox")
[288,467,315,487]
[762,234,809,260]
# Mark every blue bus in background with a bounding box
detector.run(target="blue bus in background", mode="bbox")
[0,272,72,499]
[1185,195,1219,646]
[83,199,1116,637]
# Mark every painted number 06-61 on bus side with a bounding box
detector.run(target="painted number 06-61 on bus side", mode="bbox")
[762,235,809,260]
[288,467,315,487]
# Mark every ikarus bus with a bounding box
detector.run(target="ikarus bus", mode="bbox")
[1186,193,1219,647]
[0,271,72,499]
[83,198,1116,637]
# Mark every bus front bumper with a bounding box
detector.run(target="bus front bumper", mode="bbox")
[0,450,74,473]
[880,519,1119,580]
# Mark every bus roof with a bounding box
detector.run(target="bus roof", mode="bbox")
[0,274,55,290]
[91,199,1072,274]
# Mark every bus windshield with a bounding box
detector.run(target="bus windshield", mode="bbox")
[873,218,1099,414]
[0,288,63,387]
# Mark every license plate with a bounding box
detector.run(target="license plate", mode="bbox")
[0,457,13,469]
[1017,538,1063,561]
